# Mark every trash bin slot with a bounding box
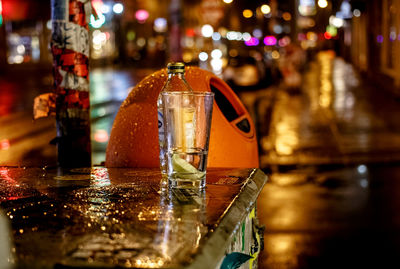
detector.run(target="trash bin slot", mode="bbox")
[210,83,239,122]
[236,118,251,133]
[210,77,253,137]
[231,115,251,133]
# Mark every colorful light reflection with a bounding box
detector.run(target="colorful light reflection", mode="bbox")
[324,32,332,40]
[264,36,277,46]
[135,9,149,23]
[90,13,106,28]
[154,18,167,32]
[278,36,291,47]
[245,37,259,46]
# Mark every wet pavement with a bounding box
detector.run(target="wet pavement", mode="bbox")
[253,51,400,268]
[252,52,400,167]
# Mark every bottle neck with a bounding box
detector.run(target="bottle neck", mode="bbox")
[167,72,185,80]
[163,71,193,92]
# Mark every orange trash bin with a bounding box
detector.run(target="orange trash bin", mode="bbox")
[105,66,259,168]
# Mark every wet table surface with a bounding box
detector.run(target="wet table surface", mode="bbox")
[0,167,267,269]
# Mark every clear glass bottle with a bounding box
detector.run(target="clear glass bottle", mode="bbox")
[157,62,193,179]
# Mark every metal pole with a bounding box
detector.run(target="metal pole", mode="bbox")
[51,0,91,167]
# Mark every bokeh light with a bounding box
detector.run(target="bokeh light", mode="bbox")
[261,4,271,14]
[271,50,280,59]
[113,3,124,14]
[212,32,221,41]
[243,9,253,18]
[318,0,328,8]
[211,49,222,59]
[264,36,277,46]
[244,37,259,46]
[198,52,208,61]
[201,24,214,37]
[242,32,251,41]
[282,12,292,21]
[135,9,149,23]
[90,13,106,28]
[353,9,361,17]
[154,18,167,32]
[253,29,263,38]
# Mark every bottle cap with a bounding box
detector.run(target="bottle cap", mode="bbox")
[167,62,185,73]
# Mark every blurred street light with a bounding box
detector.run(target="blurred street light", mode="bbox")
[199,52,208,61]
[101,4,111,14]
[135,9,149,23]
[329,15,344,28]
[261,4,271,14]
[211,49,222,59]
[253,29,262,38]
[318,0,328,8]
[243,9,253,18]
[154,18,167,32]
[223,0,233,3]
[282,12,292,21]
[201,24,214,37]
[212,32,221,41]
[113,3,124,14]
[264,36,277,46]
[242,32,251,41]
[245,37,259,46]
[326,25,337,37]
[353,9,361,17]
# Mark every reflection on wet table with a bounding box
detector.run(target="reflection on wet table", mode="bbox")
[0,167,267,268]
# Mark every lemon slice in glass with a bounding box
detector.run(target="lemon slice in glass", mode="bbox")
[172,154,205,179]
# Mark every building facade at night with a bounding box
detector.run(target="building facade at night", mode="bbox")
[0,0,399,94]
[350,0,400,95]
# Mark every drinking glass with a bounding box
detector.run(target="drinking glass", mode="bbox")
[161,91,214,189]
